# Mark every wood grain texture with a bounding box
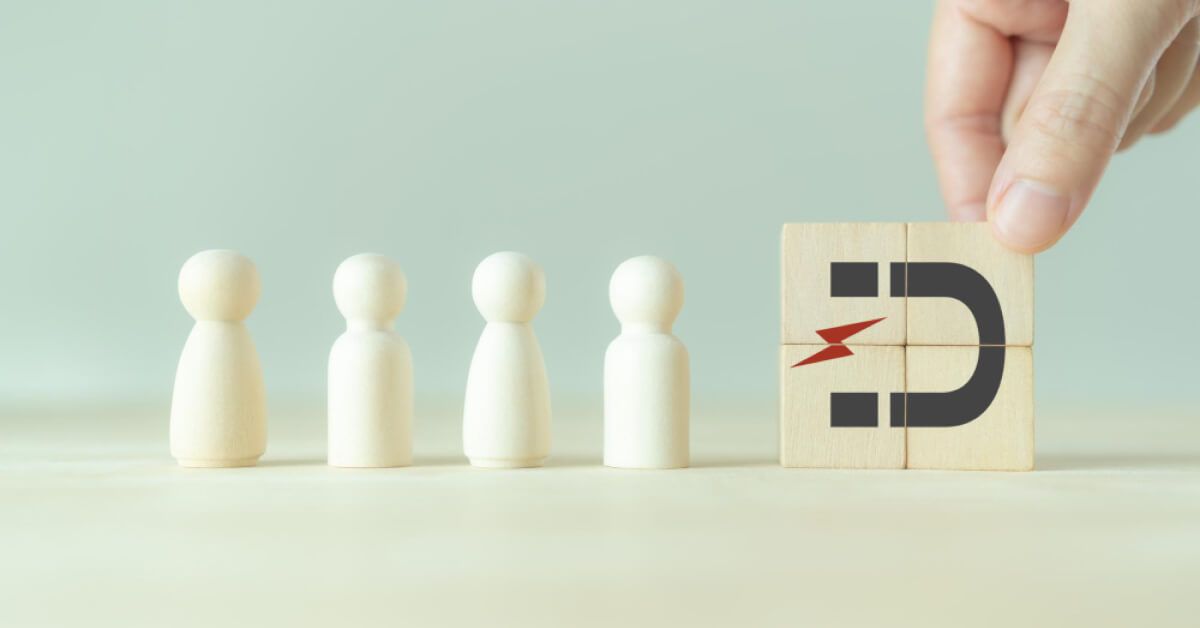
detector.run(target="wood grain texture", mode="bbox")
[780,345,905,468]
[781,223,906,346]
[906,346,1034,471]
[906,222,1034,346]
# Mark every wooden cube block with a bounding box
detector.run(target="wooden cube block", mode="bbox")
[782,223,906,346]
[905,346,1034,471]
[780,345,905,468]
[906,223,1033,346]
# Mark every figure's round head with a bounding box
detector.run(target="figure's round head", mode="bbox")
[472,251,545,323]
[609,255,683,328]
[178,250,261,321]
[333,253,407,322]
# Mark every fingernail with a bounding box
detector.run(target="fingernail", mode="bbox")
[993,179,1070,250]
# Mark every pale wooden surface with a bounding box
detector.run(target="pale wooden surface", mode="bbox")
[780,345,905,468]
[907,346,1035,470]
[907,222,1035,346]
[781,222,907,345]
[2,399,1198,628]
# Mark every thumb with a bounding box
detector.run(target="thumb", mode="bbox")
[987,1,1192,252]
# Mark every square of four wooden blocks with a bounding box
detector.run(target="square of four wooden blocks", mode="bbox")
[780,223,1034,471]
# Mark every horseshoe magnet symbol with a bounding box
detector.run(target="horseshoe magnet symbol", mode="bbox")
[818,261,1007,429]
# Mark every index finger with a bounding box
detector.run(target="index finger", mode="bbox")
[924,0,1014,221]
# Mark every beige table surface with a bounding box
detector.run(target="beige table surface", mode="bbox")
[1,398,1198,627]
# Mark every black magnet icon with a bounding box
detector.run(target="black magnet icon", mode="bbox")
[825,262,1005,429]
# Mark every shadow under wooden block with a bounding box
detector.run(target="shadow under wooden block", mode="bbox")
[906,346,1034,471]
[782,223,906,346]
[780,345,905,469]
[906,222,1033,346]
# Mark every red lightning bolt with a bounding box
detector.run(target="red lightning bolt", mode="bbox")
[791,317,886,367]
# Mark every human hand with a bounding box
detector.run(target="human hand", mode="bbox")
[926,0,1200,253]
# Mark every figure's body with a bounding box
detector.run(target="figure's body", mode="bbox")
[170,250,267,468]
[328,254,413,468]
[604,256,689,469]
[463,252,551,468]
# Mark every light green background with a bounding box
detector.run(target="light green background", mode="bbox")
[1,2,1196,404]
